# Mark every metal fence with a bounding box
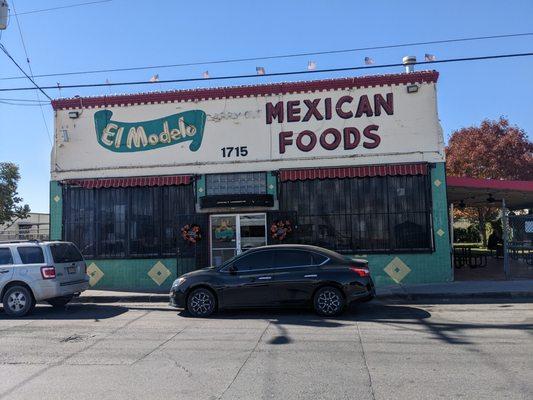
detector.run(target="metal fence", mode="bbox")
[507,215,533,267]
[0,224,49,241]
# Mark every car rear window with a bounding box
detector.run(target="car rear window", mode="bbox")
[50,243,84,263]
[312,253,328,265]
[17,246,45,264]
[0,248,13,265]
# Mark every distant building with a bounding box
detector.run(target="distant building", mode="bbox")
[0,213,49,241]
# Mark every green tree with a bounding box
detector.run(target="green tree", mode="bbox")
[0,163,30,225]
[446,117,533,245]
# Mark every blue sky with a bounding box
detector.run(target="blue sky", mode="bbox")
[0,0,532,213]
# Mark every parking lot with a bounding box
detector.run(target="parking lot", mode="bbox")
[0,299,532,400]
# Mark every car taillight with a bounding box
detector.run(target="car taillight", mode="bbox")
[350,266,370,277]
[41,266,56,279]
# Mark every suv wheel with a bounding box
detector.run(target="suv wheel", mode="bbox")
[2,285,35,317]
[47,295,73,309]
[314,286,345,317]
[187,288,216,317]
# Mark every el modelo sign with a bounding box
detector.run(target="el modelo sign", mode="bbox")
[94,109,206,152]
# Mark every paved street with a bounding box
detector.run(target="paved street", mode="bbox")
[0,299,532,400]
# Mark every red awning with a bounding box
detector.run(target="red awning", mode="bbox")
[64,175,192,189]
[279,163,428,182]
[447,176,533,209]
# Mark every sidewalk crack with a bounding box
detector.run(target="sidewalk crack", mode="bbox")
[356,321,376,400]
[217,321,270,400]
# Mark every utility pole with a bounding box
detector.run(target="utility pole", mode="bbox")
[0,1,8,31]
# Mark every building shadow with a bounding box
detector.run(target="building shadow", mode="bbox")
[0,303,129,320]
[176,299,533,346]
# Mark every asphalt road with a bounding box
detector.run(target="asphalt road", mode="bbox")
[0,299,532,400]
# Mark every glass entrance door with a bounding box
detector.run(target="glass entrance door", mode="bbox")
[210,213,267,267]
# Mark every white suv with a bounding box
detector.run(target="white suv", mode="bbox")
[0,241,90,317]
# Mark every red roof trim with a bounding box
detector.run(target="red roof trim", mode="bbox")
[279,163,428,182]
[64,175,192,189]
[447,177,533,192]
[51,71,439,110]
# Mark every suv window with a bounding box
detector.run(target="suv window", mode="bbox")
[50,243,83,263]
[233,251,273,271]
[17,246,45,264]
[0,248,13,265]
[272,250,314,268]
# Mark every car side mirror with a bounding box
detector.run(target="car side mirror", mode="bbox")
[228,265,237,274]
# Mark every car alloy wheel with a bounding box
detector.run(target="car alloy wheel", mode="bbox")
[314,287,344,316]
[2,286,34,317]
[187,288,215,317]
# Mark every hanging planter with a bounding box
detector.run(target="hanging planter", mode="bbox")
[270,220,293,241]
[181,224,202,244]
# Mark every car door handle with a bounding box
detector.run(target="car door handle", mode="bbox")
[258,276,272,280]
[0,269,10,274]
[304,274,317,278]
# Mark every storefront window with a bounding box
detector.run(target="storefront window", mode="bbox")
[279,175,433,252]
[129,188,161,257]
[64,185,196,259]
[63,188,96,258]
[206,172,266,195]
[98,189,127,258]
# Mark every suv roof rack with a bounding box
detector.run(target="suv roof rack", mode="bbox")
[0,239,42,244]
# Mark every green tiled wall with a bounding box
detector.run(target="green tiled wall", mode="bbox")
[49,181,62,240]
[53,163,452,292]
[85,258,197,293]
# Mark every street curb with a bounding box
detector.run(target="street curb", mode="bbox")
[74,295,169,304]
[376,291,533,301]
[73,291,533,304]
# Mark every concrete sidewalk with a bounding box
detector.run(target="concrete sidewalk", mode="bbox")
[376,279,533,300]
[74,280,533,304]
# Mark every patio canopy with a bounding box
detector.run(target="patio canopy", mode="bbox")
[447,177,533,210]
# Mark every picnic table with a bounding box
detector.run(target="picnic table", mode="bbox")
[453,245,488,268]
[508,242,533,265]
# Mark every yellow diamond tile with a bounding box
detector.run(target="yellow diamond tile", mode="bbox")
[53,195,61,203]
[384,257,411,283]
[437,228,445,237]
[434,179,442,187]
[87,263,104,287]
[148,261,171,286]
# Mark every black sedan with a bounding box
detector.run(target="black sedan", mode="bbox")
[169,244,375,317]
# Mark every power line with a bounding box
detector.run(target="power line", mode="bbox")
[0,52,531,93]
[8,0,112,16]
[9,0,53,146]
[0,32,531,82]
[0,97,48,102]
[0,100,49,106]
[0,43,52,100]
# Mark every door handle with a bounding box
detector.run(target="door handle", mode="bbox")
[0,269,10,274]
[304,274,317,278]
[258,276,272,280]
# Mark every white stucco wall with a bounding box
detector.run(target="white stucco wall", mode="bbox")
[52,78,444,180]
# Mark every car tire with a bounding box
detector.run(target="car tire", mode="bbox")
[2,285,35,317]
[313,286,345,317]
[47,295,73,309]
[187,288,216,318]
